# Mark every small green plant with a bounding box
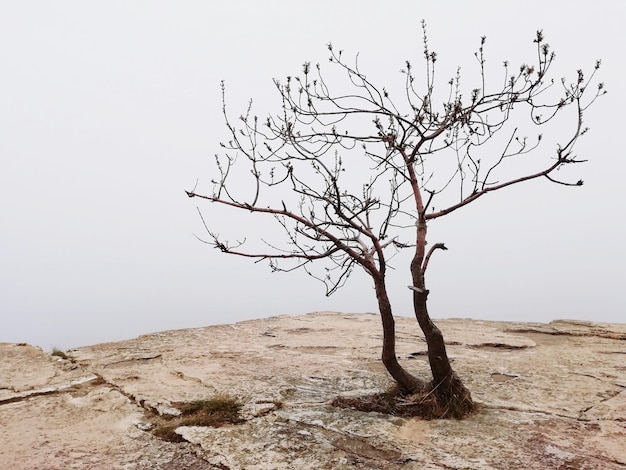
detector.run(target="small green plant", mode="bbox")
[50,347,70,360]
[150,394,243,442]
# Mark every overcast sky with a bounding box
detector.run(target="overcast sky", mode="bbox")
[1,1,624,350]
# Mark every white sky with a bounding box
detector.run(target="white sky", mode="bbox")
[1,1,624,350]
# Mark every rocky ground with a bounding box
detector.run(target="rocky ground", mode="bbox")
[1,312,625,469]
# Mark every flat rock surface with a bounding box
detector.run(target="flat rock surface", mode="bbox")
[1,312,625,469]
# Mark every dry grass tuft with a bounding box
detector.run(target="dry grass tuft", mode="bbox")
[149,394,244,442]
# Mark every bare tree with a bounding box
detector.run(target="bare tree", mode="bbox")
[187,25,604,418]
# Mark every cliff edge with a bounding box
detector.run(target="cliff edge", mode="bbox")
[1,312,625,469]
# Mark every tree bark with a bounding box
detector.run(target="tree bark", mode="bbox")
[372,275,427,393]
[410,220,475,417]
[410,281,455,385]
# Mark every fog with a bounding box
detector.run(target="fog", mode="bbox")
[1,1,624,350]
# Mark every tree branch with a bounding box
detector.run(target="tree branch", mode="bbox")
[422,242,448,275]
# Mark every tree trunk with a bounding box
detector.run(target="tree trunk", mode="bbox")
[410,221,475,417]
[372,275,427,393]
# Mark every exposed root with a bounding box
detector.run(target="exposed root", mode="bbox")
[331,382,476,420]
